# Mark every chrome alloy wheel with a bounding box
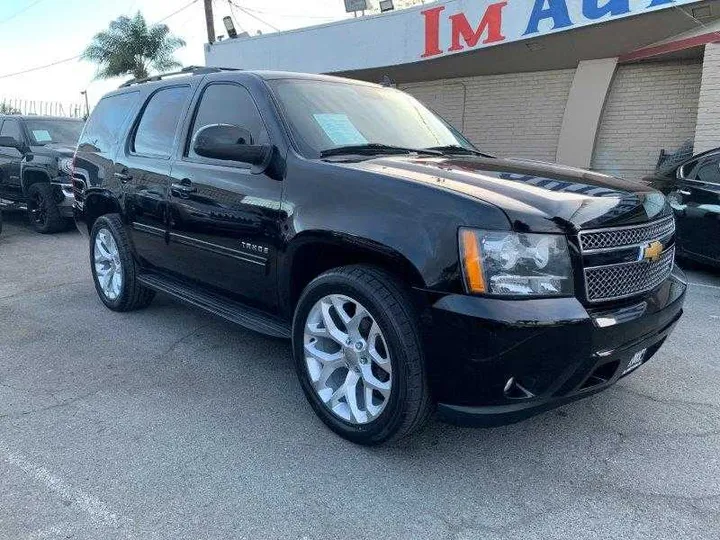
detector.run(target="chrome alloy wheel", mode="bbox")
[303,294,393,424]
[93,228,123,300]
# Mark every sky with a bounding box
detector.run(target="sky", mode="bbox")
[0,0,385,107]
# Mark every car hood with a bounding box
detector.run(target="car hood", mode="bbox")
[334,155,669,233]
[30,143,77,157]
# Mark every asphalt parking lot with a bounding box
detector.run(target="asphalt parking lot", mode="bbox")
[1,209,719,540]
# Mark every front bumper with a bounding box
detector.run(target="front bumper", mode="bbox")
[428,267,687,426]
[50,179,75,218]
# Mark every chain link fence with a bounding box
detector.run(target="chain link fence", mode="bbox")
[0,97,87,118]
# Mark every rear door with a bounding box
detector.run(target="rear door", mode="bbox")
[166,81,283,310]
[676,154,720,261]
[0,118,25,200]
[115,85,193,272]
[74,91,141,213]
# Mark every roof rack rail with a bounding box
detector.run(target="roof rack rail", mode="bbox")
[119,66,240,88]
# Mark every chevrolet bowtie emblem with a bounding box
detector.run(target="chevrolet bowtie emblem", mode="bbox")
[642,240,663,263]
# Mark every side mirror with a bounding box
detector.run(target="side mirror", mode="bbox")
[0,136,29,154]
[193,124,272,169]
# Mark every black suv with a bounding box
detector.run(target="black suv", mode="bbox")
[0,115,84,233]
[73,68,686,445]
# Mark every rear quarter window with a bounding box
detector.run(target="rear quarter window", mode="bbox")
[79,92,139,154]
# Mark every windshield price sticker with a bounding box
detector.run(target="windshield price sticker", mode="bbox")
[32,130,53,142]
[313,113,368,146]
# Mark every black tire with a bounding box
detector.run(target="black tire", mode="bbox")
[89,214,155,312]
[27,183,67,234]
[292,265,432,445]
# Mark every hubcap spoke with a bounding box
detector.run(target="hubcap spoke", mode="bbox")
[320,300,349,344]
[93,228,122,300]
[360,364,391,395]
[343,370,366,423]
[303,293,392,425]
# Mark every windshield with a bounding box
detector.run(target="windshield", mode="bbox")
[268,79,476,158]
[25,119,84,146]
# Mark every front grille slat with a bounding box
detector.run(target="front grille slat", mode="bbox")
[580,217,675,251]
[584,247,674,302]
[579,217,675,303]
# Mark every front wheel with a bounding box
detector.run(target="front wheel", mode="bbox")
[27,183,67,234]
[292,265,432,445]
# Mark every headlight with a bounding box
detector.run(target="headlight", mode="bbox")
[58,157,74,175]
[459,228,573,296]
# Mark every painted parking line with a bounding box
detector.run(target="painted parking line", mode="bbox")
[0,445,142,539]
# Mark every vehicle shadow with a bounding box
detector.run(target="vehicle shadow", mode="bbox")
[0,207,79,235]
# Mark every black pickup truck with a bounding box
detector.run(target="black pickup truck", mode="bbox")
[72,68,686,445]
[0,115,84,233]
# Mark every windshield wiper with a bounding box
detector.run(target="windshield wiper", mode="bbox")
[423,145,492,157]
[320,143,443,158]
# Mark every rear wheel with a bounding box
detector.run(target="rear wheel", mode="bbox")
[90,214,155,311]
[27,183,66,234]
[293,265,432,445]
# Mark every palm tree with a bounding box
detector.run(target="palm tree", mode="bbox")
[82,12,186,80]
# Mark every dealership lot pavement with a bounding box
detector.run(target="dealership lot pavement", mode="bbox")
[1,210,719,540]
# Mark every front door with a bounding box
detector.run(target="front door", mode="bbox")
[116,85,193,272]
[167,82,283,311]
[0,119,25,200]
[675,155,720,261]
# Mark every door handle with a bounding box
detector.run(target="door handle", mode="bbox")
[678,189,691,196]
[114,171,132,183]
[171,180,197,195]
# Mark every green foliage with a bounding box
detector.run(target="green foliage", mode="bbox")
[82,11,186,80]
[0,102,20,114]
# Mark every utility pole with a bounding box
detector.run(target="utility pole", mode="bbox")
[80,90,90,118]
[204,0,216,44]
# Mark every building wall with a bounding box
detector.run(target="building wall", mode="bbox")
[591,60,702,179]
[401,69,576,162]
[694,43,720,154]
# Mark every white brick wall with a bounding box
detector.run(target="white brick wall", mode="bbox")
[401,69,576,162]
[591,60,702,180]
[694,43,720,154]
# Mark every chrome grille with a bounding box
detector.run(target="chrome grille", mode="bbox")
[579,217,675,303]
[585,247,674,302]
[580,217,675,251]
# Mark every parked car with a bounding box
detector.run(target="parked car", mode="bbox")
[0,115,84,233]
[73,68,686,445]
[646,148,720,268]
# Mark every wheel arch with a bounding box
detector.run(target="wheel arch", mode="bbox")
[21,168,51,196]
[280,231,427,317]
[82,190,122,234]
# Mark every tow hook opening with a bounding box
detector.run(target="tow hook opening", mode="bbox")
[580,360,620,390]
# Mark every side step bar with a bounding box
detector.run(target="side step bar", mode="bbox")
[137,273,291,339]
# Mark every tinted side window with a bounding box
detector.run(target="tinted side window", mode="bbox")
[0,119,23,142]
[79,92,138,154]
[695,157,720,184]
[188,84,268,159]
[133,86,190,158]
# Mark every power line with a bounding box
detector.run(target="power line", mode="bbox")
[239,5,338,20]
[0,0,48,25]
[228,0,281,32]
[157,0,199,23]
[0,55,81,80]
[224,0,246,34]
[0,0,199,80]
